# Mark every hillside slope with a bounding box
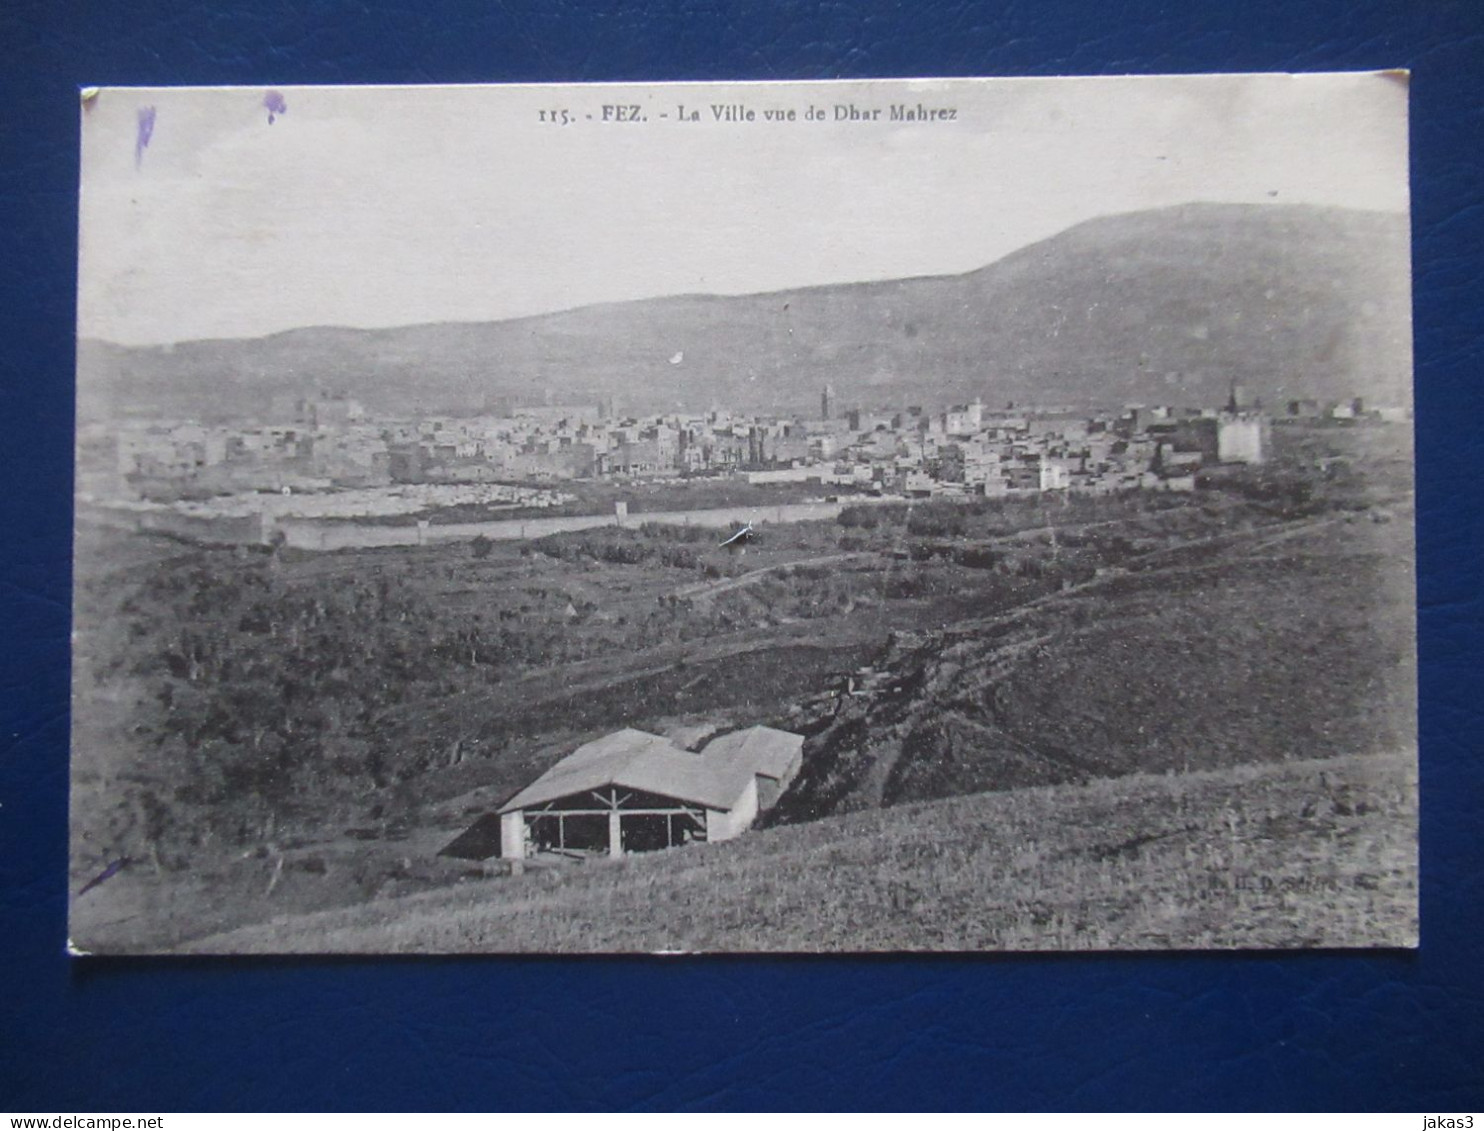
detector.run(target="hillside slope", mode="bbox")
[79,203,1411,420]
[773,503,1416,822]
[181,751,1417,953]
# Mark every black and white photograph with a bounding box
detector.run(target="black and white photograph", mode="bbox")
[70,74,1417,954]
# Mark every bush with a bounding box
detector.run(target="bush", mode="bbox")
[883,571,929,600]
[953,546,999,570]
[638,522,714,544]
[906,505,967,538]
[907,541,940,562]
[837,505,880,530]
[658,545,701,570]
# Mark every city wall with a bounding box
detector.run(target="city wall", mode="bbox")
[133,508,270,546]
[99,497,900,552]
[274,499,878,550]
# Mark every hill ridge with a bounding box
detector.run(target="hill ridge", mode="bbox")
[79,201,1412,421]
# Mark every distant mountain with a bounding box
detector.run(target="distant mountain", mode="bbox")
[78,202,1412,421]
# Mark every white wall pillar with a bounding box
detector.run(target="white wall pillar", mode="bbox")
[500,812,526,859]
[608,810,623,856]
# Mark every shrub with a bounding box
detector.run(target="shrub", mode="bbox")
[837,505,880,529]
[883,570,928,599]
[658,545,701,570]
[953,546,999,570]
[906,508,967,538]
[638,522,713,544]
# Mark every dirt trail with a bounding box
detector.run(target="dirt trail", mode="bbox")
[670,551,871,600]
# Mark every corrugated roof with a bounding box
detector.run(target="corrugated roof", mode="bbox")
[499,729,754,813]
[700,726,805,780]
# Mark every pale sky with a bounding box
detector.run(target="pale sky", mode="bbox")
[77,73,1409,346]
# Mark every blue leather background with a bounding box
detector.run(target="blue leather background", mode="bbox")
[3,0,1482,1112]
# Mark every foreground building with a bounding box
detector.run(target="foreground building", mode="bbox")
[486,726,805,860]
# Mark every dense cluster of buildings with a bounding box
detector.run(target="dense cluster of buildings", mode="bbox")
[85,384,1406,504]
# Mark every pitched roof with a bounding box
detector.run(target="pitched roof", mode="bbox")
[700,726,805,780]
[498,728,754,814]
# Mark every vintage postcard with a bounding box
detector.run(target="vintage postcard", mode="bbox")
[71,74,1417,953]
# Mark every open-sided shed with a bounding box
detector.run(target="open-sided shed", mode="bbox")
[490,725,804,860]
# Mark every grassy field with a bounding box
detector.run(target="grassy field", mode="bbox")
[178,750,1417,953]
